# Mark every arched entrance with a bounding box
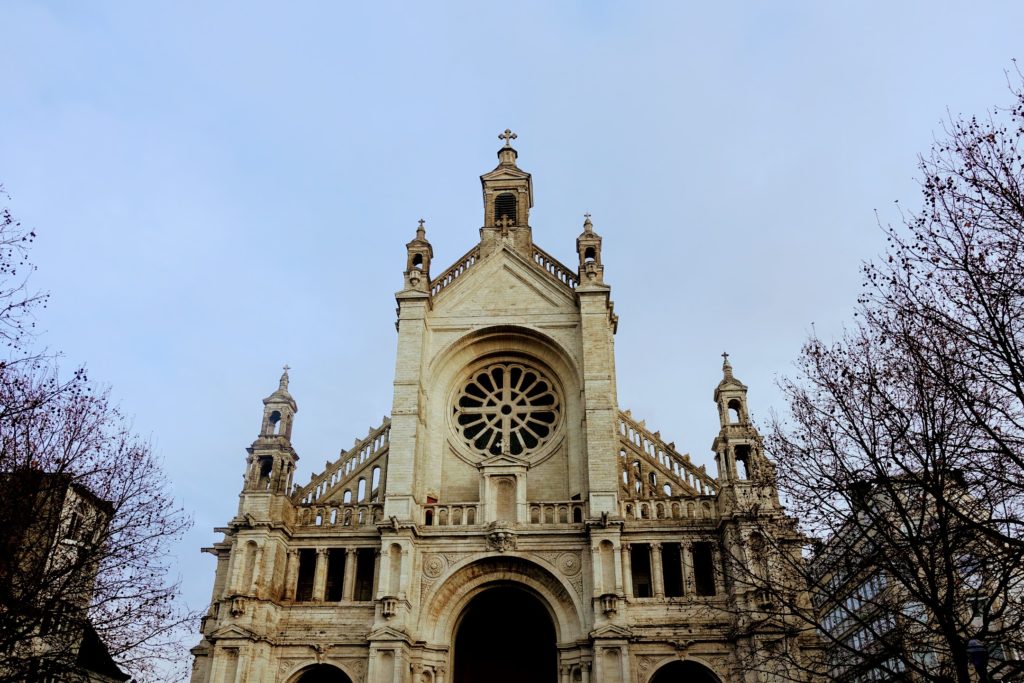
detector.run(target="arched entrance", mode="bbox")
[650,660,719,683]
[453,585,557,683]
[290,663,353,683]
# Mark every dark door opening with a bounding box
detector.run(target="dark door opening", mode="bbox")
[293,664,353,683]
[453,585,556,683]
[650,661,718,683]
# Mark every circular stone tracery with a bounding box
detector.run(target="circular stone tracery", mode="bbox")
[453,362,561,457]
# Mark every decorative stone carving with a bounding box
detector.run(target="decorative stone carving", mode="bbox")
[229,597,246,617]
[557,552,582,576]
[486,523,517,552]
[381,596,399,618]
[423,554,446,578]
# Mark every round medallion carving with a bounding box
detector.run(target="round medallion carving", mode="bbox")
[452,362,561,457]
[557,552,582,576]
[423,554,445,578]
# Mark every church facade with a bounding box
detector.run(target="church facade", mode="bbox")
[190,134,814,683]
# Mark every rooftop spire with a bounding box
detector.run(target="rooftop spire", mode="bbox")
[416,218,426,240]
[279,364,291,391]
[721,351,733,380]
[583,212,593,233]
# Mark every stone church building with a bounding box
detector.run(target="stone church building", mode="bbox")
[190,133,813,683]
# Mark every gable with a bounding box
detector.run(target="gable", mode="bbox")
[433,245,578,319]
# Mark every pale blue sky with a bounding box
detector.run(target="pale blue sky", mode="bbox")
[2,1,1022,665]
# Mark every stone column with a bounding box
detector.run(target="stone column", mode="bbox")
[377,546,392,600]
[560,665,571,683]
[683,543,694,596]
[712,545,724,595]
[248,544,264,596]
[225,538,240,595]
[581,661,591,683]
[283,549,299,600]
[591,545,602,598]
[342,547,357,601]
[392,649,403,683]
[312,548,328,601]
[620,544,633,598]
[612,542,624,594]
[650,542,665,598]
[434,666,446,683]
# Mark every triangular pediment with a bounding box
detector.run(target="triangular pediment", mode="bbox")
[480,165,531,181]
[434,245,577,316]
[478,453,530,469]
[591,624,633,639]
[366,626,411,643]
[209,624,259,641]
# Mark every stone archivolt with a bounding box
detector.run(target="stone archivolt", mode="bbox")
[190,135,813,683]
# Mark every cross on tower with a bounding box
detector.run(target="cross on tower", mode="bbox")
[499,129,518,147]
[721,352,729,362]
[282,364,291,373]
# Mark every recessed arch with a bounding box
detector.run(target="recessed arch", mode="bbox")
[645,658,722,683]
[419,554,584,645]
[285,663,354,683]
[453,585,556,683]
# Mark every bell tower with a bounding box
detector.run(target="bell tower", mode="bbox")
[403,219,433,293]
[239,367,299,519]
[712,354,778,514]
[479,129,534,258]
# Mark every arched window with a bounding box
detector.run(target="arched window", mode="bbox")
[269,410,282,434]
[371,467,381,501]
[494,193,517,224]
[727,399,742,423]
[412,253,423,269]
[357,478,366,502]
[583,247,596,263]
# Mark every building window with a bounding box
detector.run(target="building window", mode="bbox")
[494,193,517,224]
[631,544,652,598]
[452,362,561,457]
[325,549,346,601]
[295,549,316,602]
[693,542,716,596]
[662,543,684,597]
[354,548,376,601]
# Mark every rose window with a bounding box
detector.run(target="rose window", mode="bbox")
[453,362,561,457]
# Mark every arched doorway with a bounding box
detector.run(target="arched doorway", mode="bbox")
[291,663,353,683]
[650,660,719,683]
[453,585,557,683]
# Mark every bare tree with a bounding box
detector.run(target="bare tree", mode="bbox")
[723,74,1024,682]
[0,188,197,682]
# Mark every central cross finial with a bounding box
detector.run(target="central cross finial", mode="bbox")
[721,352,729,362]
[499,128,517,147]
[418,218,425,229]
[283,363,291,373]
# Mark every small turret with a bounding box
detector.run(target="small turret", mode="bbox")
[576,213,604,285]
[710,354,780,518]
[403,219,433,292]
[243,367,299,497]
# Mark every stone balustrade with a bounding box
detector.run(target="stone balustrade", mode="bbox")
[299,503,384,528]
